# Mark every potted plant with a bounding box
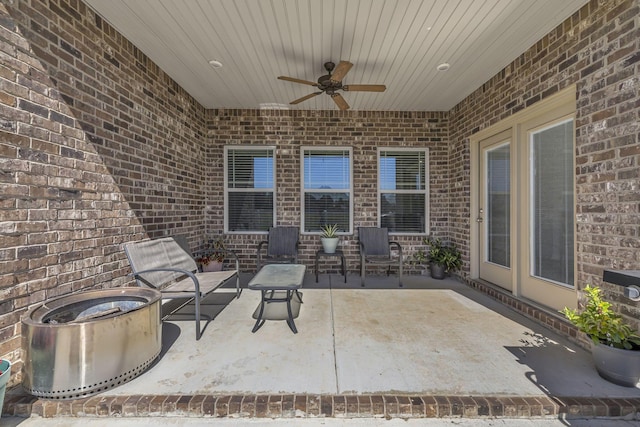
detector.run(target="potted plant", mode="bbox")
[410,247,429,275]
[424,236,462,279]
[195,236,226,272]
[320,224,340,254]
[0,359,11,416]
[562,284,640,387]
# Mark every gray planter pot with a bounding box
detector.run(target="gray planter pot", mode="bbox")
[592,342,640,387]
[429,262,446,280]
[321,237,339,254]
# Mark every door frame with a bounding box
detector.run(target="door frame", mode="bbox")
[469,86,577,309]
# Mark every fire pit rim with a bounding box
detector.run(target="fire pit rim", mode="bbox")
[22,287,162,325]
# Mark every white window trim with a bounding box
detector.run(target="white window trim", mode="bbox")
[377,147,430,236]
[223,145,276,234]
[300,146,353,235]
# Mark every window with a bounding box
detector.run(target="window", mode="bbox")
[301,147,352,233]
[224,146,275,232]
[378,149,429,234]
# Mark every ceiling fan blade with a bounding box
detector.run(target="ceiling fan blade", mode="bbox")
[278,76,318,86]
[329,61,353,83]
[331,93,350,110]
[343,84,386,92]
[290,92,322,105]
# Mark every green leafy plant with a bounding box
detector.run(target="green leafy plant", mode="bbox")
[410,247,428,267]
[320,224,339,238]
[562,284,640,350]
[424,236,462,273]
[195,236,226,265]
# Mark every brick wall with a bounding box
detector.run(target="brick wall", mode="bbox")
[0,0,208,386]
[206,109,449,272]
[449,0,640,327]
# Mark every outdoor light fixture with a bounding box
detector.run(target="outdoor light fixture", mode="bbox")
[602,269,640,301]
[624,285,640,301]
[208,59,223,69]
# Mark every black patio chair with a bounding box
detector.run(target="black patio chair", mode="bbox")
[358,227,403,287]
[256,226,300,270]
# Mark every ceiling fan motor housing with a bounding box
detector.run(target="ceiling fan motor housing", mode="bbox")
[317,74,341,92]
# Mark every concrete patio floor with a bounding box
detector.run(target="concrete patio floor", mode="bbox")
[103,272,639,399]
[5,272,640,423]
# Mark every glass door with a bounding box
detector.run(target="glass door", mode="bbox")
[519,116,576,310]
[479,131,512,290]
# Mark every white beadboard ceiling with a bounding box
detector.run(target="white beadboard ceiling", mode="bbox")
[85,0,588,111]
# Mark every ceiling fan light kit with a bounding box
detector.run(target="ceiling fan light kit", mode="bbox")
[278,60,386,110]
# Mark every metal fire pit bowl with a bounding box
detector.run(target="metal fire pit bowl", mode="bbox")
[22,287,162,400]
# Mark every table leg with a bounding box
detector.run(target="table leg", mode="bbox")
[285,290,298,334]
[251,290,268,333]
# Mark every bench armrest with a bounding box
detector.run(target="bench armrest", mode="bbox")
[131,267,200,295]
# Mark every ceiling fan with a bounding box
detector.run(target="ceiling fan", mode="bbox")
[278,61,386,110]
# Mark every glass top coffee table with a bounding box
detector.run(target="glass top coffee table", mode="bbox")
[247,264,306,333]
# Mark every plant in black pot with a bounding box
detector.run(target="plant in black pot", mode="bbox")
[562,284,640,387]
[424,236,462,280]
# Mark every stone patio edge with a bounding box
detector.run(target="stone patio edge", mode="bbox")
[4,393,640,420]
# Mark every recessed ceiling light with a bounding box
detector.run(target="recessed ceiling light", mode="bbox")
[208,59,223,69]
[436,63,450,71]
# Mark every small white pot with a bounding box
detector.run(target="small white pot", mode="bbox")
[321,237,339,254]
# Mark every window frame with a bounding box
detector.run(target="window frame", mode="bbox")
[224,145,276,234]
[300,146,353,235]
[377,147,430,236]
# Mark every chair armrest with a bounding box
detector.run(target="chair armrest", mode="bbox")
[389,241,403,256]
[256,240,268,270]
[358,241,366,261]
[222,249,240,272]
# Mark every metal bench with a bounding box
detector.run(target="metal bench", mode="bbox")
[124,236,241,340]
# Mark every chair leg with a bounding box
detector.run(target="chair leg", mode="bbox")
[195,293,201,340]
